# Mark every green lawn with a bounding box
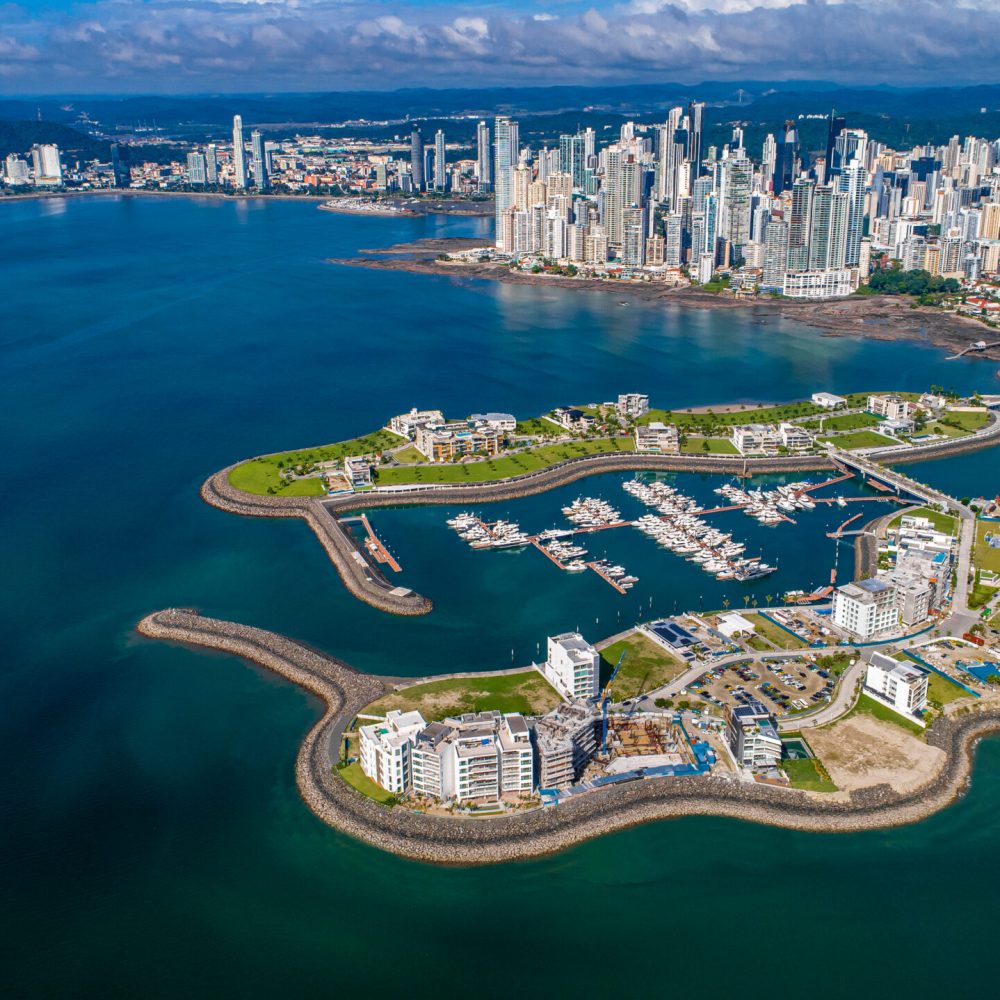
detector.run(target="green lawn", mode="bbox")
[846,692,925,737]
[375,437,636,486]
[745,613,808,650]
[819,430,898,451]
[362,669,563,722]
[514,417,562,437]
[975,521,1000,574]
[337,761,398,805]
[679,437,740,455]
[391,444,425,464]
[782,757,837,792]
[802,412,883,433]
[888,506,958,536]
[926,672,972,707]
[813,652,852,676]
[599,633,688,701]
[936,409,990,432]
[641,400,826,430]
[229,429,405,496]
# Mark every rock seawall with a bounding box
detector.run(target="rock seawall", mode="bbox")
[137,609,1000,866]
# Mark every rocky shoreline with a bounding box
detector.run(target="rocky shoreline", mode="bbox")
[204,420,999,616]
[329,248,1000,361]
[136,608,1000,865]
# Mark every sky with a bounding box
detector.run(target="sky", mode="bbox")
[1,0,998,95]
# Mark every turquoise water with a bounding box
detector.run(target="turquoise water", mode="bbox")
[2,195,999,996]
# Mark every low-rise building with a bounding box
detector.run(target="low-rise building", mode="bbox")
[634,421,679,453]
[782,269,856,299]
[617,393,650,419]
[726,698,782,769]
[778,422,815,451]
[867,394,913,421]
[812,392,847,409]
[865,651,928,719]
[542,632,600,700]
[534,702,599,788]
[359,709,427,794]
[468,412,517,432]
[414,420,503,462]
[832,578,899,639]
[551,407,595,431]
[343,456,372,487]
[388,407,445,438]
[730,423,781,456]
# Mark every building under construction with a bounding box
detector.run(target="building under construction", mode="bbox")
[535,702,599,788]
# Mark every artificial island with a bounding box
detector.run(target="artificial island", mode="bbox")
[138,385,1000,863]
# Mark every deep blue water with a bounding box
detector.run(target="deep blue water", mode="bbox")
[2,195,999,997]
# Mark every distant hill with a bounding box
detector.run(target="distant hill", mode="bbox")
[0,120,108,161]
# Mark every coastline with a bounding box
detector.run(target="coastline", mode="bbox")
[329,247,1000,362]
[136,608,1000,866]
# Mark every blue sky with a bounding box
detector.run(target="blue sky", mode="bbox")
[1,1,997,95]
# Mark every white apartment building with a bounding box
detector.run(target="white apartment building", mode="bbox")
[634,421,679,453]
[726,698,783,770]
[359,710,427,794]
[782,268,856,299]
[410,712,534,802]
[617,393,650,418]
[867,394,913,421]
[832,579,900,639]
[388,407,445,438]
[778,422,815,451]
[468,412,517,432]
[865,652,928,719]
[730,423,781,456]
[543,632,600,700]
[811,392,847,409]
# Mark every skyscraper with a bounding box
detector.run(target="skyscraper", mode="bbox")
[433,129,446,190]
[205,145,218,184]
[251,129,269,191]
[687,102,704,179]
[494,116,519,242]
[476,120,491,190]
[110,144,131,188]
[186,151,207,185]
[825,110,847,176]
[232,115,248,189]
[410,128,425,192]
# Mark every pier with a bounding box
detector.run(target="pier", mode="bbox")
[341,515,403,572]
[586,561,628,594]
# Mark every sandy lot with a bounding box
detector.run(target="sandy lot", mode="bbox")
[808,714,945,795]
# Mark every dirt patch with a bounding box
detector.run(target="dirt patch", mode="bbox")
[808,714,944,795]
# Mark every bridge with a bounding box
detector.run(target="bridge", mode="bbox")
[945,340,1000,360]
[830,450,940,505]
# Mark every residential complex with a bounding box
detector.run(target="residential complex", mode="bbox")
[832,578,900,639]
[865,652,929,720]
[542,632,600,700]
[726,698,783,769]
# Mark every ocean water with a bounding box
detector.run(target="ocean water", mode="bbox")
[2,195,999,997]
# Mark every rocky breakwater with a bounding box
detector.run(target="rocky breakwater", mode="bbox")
[201,466,432,616]
[137,609,1000,866]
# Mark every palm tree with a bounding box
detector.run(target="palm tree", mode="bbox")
[722,596,731,611]
[765,594,773,607]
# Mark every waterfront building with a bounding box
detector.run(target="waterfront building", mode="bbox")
[726,698,782,770]
[342,456,372,487]
[634,422,680,453]
[617,393,650,418]
[762,218,789,290]
[232,115,248,189]
[778,422,815,451]
[730,424,782,456]
[205,145,218,184]
[467,412,517,432]
[865,652,928,719]
[832,579,899,639]
[811,392,847,408]
[534,702,599,788]
[30,143,62,186]
[388,407,445,438]
[186,152,207,185]
[110,144,131,188]
[476,120,491,190]
[867,394,913,420]
[410,128,425,192]
[494,116,519,247]
[782,269,856,299]
[359,710,427,794]
[433,130,446,191]
[414,421,503,462]
[251,130,269,191]
[542,633,599,701]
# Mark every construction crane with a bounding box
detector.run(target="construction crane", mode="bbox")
[600,650,627,756]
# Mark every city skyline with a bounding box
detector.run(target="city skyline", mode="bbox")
[2,0,999,94]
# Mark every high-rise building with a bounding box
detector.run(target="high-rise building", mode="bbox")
[186,152,207,185]
[410,128,425,192]
[687,101,705,179]
[232,115,248,189]
[251,130,269,190]
[433,129,446,190]
[4,153,30,185]
[110,144,131,188]
[476,120,491,189]
[762,218,790,290]
[787,176,815,271]
[773,121,799,195]
[494,116,519,247]
[31,144,62,185]
[825,110,847,176]
[205,145,218,184]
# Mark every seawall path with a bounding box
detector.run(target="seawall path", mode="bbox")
[137,608,1000,866]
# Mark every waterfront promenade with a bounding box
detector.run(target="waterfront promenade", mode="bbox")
[136,608,1000,864]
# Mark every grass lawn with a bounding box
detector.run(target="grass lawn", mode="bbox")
[599,633,688,701]
[679,436,740,455]
[746,613,808,650]
[391,444,425,464]
[514,417,562,437]
[926,672,973,706]
[362,669,563,722]
[375,437,635,486]
[782,757,837,792]
[936,409,990,433]
[846,692,925,737]
[802,412,883,433]
[888,506,958,536]
[746,635,771,652]
[818,430,898,450]
[337,762,397,805]
[229,428,405,496]
[814,651,852,676]
[641,400,826,430]
[975,521,1000,574]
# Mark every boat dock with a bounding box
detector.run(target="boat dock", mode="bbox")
[586,561,628,594]
[340,515,403,573]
